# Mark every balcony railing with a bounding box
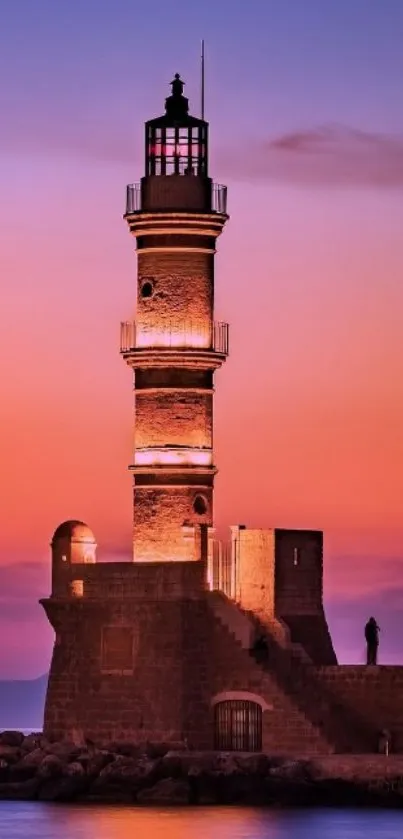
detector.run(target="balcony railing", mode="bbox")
[125,181,227,215]
[120,320,229,356]
[211,183,227,214]
[126,183,141,214]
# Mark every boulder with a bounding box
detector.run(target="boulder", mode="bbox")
[212,752,242,775]
[0,731,24,748]
[9,748,47,781]
[64,761,85,778]
[21,733,47,753]
[107,742,144,758]
[137,777,190,804]
[45,741,82,761]
[146,741,188,759]
[90,754,158,800]
[268,759,314,782]
[0,759,9,783]
[77,749,113,777]
[37,754,63,779]
[38,772,87,802]
[0,745,22,764]
[0,778,39,800]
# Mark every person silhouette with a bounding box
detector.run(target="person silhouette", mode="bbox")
[365,616,380,665]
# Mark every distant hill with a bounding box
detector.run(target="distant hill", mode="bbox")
[0,675,47,730]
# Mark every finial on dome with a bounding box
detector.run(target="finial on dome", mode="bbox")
[165,73,189,119]
[170,73,185,97]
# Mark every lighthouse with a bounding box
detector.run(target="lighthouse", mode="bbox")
[42,73,342,754]
[121,74,229,565]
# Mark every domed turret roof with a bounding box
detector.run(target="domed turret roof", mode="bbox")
[52,520,96,544]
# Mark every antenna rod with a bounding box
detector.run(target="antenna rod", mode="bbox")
[201,39,205,120]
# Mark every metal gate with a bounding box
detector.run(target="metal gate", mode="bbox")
[214,700,262,752]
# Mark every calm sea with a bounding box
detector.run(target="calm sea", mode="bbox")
[1,804,403,839]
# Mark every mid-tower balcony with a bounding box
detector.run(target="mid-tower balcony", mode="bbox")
[120,320,229,369]
[130,445,215,475]
[125,180,227,215]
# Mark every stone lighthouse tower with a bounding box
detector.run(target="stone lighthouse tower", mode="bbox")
[121,74,229,565]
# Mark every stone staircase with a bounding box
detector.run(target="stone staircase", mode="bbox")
[208,591,378,754]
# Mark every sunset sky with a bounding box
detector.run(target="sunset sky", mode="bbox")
[1,0,403,677]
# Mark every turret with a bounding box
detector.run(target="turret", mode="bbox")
[51,520,96,597]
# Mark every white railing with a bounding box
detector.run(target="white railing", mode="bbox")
[120,320,229,355]
[125,181,227,215]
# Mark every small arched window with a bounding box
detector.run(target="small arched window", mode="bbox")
[214,700,262,752]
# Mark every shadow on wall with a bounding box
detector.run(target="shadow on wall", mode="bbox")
[0,674,47,729]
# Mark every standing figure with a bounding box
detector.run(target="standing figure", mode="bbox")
[365,616,380,665]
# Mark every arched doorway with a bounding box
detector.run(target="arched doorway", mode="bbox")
[214,699,262,751]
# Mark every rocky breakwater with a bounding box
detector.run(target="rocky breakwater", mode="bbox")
[1,731,403,806]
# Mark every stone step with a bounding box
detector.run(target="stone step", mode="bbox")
[210,592,376,754]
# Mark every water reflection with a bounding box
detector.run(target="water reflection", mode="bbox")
[1,803,403,839]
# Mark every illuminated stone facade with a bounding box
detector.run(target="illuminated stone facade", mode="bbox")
[41,75,403,754]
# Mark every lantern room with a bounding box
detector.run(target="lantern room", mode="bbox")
[145,74,208,177]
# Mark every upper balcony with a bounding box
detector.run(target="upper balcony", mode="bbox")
[121,320,229,355]
[125,180,227,216]
[120,320,229,369]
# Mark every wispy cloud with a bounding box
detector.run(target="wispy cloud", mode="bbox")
[217,125,403,189]
[2,112,403,191]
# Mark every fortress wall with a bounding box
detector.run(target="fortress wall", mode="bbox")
[41,591,331,753]
[317,666,403,750]
[42,598,211,745]
[54,560,205,600]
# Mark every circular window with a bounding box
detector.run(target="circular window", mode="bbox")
[193,494,208,516]
[140,280,154,299]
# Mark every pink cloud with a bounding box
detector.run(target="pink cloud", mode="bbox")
[218,125,403,189]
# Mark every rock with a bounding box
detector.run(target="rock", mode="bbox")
[45,741,81,761]
[108,742,144,758]
[235,753,269,774]
[38,773,87,802]
[0,760,9,783]
[137,777,190,804]
[65,761,85,778]
[37,754,63,779]
[9,748,47,781]
[90,754,158,800]
[146,741,188,759]
[11,747,46,779]
[77,749,113,777]
[17,747,46,768]
[212,752,242,775]
[0,778,39,800]
[98,754,157,785]
[0,731,24,748]
[269,759,314,782]
[0,745,22,764]
[21,733,46,753]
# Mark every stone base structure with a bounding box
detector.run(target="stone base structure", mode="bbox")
[41,521,403,754]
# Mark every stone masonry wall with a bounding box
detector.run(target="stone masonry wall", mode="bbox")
[137,251,213,331]
[274,529,323,617]
[51,559,206,600]
[135,390,212,449]
[42,592,332,754]
[42,599,201,744]
[318,666,403,751]
[234,529,276,621]
[133,486,212,562]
